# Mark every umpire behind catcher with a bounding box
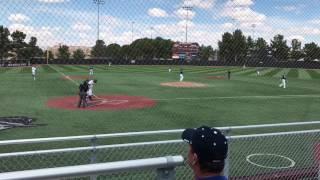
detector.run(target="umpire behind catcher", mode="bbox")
[78,80,89,108]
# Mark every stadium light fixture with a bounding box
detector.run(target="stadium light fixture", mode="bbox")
[93,0,105,41]
[131,21,135,43]
[182,0,193,43]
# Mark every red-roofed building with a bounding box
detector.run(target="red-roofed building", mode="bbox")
[172,42,199,60]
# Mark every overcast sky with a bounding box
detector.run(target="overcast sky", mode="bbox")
[1,0,320,48]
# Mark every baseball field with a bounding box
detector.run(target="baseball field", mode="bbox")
[1,64,320,178]
[1,64,320,140]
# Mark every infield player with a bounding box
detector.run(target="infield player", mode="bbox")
[168,67,172,72]
[89,65,94,76]
[279,74,287,88]
[87,79,97,101]
[31,65,37,80]
[179,70,184,82]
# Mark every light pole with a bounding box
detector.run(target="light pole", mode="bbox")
[93,0,105,41]
[183,0,193,43]
[251,24,256,41]
[150,26,154,39]
[232,18,237,31]
[131,21,135,43]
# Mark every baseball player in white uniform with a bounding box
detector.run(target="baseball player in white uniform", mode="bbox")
[87,79,97,100]
[279,75,287,88]
[179,71,184,82]
[31,66,37,80]
[89,66,94,76]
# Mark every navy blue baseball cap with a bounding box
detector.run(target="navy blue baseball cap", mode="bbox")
[182,126,228,163]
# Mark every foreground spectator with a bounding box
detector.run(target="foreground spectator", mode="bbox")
[182,126,228,180]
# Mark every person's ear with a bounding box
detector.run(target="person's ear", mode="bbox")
[191,153,198,165]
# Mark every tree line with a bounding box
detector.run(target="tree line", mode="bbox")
[218,29,320,62]
[1,25,320,61]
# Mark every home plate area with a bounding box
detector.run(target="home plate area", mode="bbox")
[46,95,156,111]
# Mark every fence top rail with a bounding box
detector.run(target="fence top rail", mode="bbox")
[1,129,319,158]
[0,121,319,146]
[0,155,184,180]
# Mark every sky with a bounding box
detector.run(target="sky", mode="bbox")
[0,0,320,49]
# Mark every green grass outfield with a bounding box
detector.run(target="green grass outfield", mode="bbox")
[1,65,320,178]
[0,65,320,140]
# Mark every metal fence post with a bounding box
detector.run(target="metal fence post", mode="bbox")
[90,136,97,164]
[90,136,98,180]
[156,167,176,180]
[223,128,231,178]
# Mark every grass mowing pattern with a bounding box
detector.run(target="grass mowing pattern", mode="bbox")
[307,70,320,79]
[287,69,299,78]
[41,65,57,73]
[263,68,282,77]
[0,65,320,179]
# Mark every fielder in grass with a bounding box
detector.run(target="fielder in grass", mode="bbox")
[279,74,287,88]
[89,65,94,76]
[31,65,37,80]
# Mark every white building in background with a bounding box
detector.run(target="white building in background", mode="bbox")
[48,45,92,59]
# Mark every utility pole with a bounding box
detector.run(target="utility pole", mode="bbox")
[150,26,154,39]
[93,0,105,41]
[131,21,135,43]
[251,24,256,41]
[182,0,193,43]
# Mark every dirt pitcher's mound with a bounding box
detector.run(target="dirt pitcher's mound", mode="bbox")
[160,82,207,88]
[47,95,156,111]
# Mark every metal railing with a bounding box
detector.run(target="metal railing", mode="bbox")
[0,156,184,180]
[1,121,319,146]
[0,121,319,179]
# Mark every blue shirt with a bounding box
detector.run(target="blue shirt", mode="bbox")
[197,176,227,180]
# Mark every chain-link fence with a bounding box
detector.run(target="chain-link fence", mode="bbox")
[0,123,319,179]
[1,0,320,67]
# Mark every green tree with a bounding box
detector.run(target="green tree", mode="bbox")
[73,49,85,60]
[23,37,43,59]
[44,50,54,60]
[247,36,254,50]
[303,42,320,60]
[218,32,233,61]
[120,45,131,60]
[256,37,268,50]
[199,45,214,60]
[91,40,107,57]
[232,29,247,62]
[57,45,70,59]
[255,37,269,60]
[290,39,304,60]
[153,37,173,59]
[11,30,27,59]
[105,43,121,59]
[270,34,289,61]
[0,26,11,59]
